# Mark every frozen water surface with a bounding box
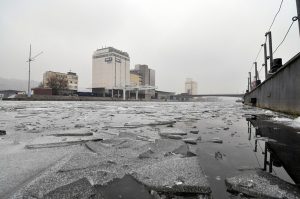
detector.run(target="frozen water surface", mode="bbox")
[0,98,299,198]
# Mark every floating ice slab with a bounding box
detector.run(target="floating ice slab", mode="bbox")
[225,170,300,199]
[132,157,211,194]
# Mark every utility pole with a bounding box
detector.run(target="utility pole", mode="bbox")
[114,56,117,87]
[265,32,273,68]
[249,72,252,91]
[26,44,43,97]
[263,43,268,80]
[123,88,126,100]
[28,45,32,97]
[254,62,258,81]
[296,0,300,35]
[248,77,250,92]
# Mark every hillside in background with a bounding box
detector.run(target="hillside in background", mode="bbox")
[0,77,40,91]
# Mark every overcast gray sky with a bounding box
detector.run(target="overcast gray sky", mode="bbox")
[0,0,299,94]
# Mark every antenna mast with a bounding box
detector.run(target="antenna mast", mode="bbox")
[27,44,43,97]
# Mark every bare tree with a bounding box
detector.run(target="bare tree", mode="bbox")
[46,74,68,90]
[38,82,44,88]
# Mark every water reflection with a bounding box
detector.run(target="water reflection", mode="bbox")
[247,115,300,186]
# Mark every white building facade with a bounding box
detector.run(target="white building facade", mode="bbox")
[185,78,198,95]
[92,47,130,95]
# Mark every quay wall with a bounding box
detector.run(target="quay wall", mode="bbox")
[244,52,300,115]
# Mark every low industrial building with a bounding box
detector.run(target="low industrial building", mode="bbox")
[0,90,25,98]
[155,90,175,101]
[31,88,52,96]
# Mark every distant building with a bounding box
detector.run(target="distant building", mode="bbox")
[130,71,142,86]
[131,64,156,100]
[133,64,155,86]
[43,71,66,88]
[66,72,79,91]
[43,71,78,94]
[185,78,198,95]
[92,47,130,96]
[0,90,25,98]
[149,69,155,86]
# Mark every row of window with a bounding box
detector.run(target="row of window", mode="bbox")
[93,53,130,61]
